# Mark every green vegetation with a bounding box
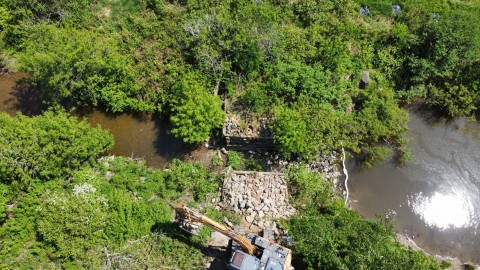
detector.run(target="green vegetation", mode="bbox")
[227,150,244,169]
[170,73,225,143]
[0,0,476,268]
[0,110,113,190]
[289,204,443,270]
[211,154,224,166]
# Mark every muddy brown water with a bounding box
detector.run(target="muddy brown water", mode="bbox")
[2,73,480,263]
[0,73,193,167]
[349,105,480,264]
[0,72,30,115]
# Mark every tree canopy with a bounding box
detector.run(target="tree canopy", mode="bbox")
[169,73,225,143]
[0,112,220,269]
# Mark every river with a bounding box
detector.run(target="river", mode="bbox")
[349,105,480,264]
[2,73,480,264]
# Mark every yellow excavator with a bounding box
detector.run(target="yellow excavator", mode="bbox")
[174,203,293,270]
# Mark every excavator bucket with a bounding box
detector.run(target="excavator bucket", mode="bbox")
[178,221,203,235]
[173,204,203,235]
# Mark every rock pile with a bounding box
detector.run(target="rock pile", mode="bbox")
[223,117,272,138]
[224,118,245,137]
[305,152,343,180]
[243,151,343,181]
[220,171,296,230]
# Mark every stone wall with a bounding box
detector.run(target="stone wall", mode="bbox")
[220,170,296,230]
[223,117,275,150]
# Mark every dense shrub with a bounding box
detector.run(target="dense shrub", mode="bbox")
[290,203,444,270]
[0,110,113,189]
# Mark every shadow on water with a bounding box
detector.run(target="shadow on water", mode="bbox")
[408,102,455,126]
[409,102,480,140]
[152,114,198,163]
[0,73,48,116]
[74,108,195,168]
[13,78,49,116]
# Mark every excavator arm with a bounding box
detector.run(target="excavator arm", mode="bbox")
[174,203,256,255]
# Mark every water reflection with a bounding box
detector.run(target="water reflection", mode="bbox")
[349,106,480,264]
[409,191,476,230]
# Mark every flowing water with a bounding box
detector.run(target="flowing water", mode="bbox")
[349,105,480,264]
[2,73,480,263]
[0,73,192,167]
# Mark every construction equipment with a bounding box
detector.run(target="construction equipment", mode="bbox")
[174,203,293,270]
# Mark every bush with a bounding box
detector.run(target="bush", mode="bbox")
[211,155,223,166]
[285,165,335,208]
[166,159,220,201]
[227,151,244,169]
[363,145,394,168]
[0,110,113,189]
[290,202,444,270]
[19,25,148,112]
[36,187,108,260]
[245,158,263,171]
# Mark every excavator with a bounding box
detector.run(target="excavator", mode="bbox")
[174,203,293,270]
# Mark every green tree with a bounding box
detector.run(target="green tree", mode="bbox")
[266,61,348,106]
[19,25,149,112]
[353,85,409,145]
[170,73,225,144]
[0,6,12,31]
[272,96,351,160]
[293,0,355,27]
[271,106,310,159]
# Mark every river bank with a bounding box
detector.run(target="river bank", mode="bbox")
[395,234,465,269]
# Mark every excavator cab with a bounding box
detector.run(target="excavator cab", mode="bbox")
[228,250,261,270]
[228,233,290,270]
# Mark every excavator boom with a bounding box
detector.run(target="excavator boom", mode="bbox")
[174,204,256,255]
[174,203,292,270]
